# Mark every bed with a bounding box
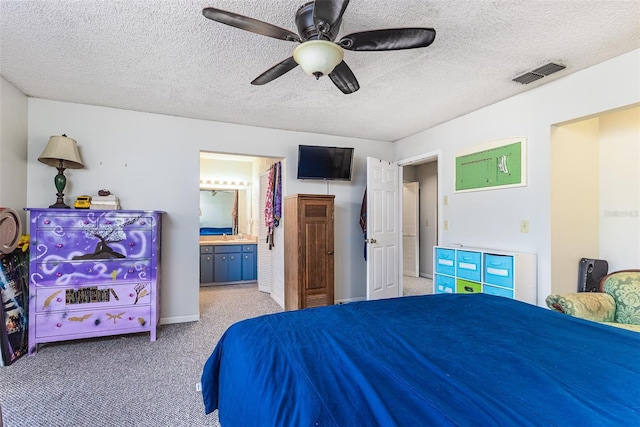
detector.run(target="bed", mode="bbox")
[201,293,640,425]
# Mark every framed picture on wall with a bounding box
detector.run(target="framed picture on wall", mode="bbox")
[454,137,527,192]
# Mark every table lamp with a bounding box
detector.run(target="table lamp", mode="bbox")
[38,134,85,208]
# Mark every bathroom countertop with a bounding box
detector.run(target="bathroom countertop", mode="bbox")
[199,236,258,245]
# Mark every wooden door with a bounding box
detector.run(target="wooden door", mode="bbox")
[284,194,334,310]
[300,196,334,307]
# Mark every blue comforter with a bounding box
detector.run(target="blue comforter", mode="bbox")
[202,293,640,426]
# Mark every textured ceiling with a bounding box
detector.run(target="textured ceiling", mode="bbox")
[1,0,639,142]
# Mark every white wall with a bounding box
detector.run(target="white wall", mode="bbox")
[26,100,393,322]
[599,106,640,270]
[394,49,640,305]
[0,77,28,228]
[550,118,600,294]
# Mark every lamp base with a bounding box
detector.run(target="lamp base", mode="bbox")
[49,201,71,209]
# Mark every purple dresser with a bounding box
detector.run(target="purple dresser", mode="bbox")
[25,208,163,354]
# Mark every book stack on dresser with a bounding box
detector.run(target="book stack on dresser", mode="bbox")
[90,194,120,210]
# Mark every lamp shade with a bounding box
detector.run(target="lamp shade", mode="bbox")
[38,135,84,169]
[293,40,344,78]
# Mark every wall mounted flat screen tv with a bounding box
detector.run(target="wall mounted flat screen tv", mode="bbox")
[297,145,354,181]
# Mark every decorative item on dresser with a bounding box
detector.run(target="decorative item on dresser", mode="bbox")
[37,135,85,209]
[284,194,334,310]
[25,208,164,354]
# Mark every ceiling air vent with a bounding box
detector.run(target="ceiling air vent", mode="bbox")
[512,62,566,85]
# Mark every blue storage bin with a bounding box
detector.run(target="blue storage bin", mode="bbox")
[483,284,514,299]
[456,250,481,282]
[434,248,456,276]
[434,274,455,294]
[484,254,514,288]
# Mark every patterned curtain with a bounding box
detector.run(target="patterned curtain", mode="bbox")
[231,190,238,235]
[264,161,282,249]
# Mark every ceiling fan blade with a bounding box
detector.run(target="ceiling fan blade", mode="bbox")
[203,7,301,42]
[339,28,436,51]
[313,0,350,40]
[251,57,299,86]
[328,61,359,94]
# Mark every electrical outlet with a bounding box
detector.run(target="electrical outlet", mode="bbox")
[196,382,202,392]
[520,220,529,233]
[443,220,449,230]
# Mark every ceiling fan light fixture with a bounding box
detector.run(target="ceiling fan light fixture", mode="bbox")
[293,40,344,79]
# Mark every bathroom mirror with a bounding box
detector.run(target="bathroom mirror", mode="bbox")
[199,189,248,236]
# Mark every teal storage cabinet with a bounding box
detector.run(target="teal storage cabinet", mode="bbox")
[455,250,482,282]
[456,278,481,294]
[483,284,514,299]
[435,274,455,294]
[484,254,514,289]
[433,246,537,304]
[435,248,456,276]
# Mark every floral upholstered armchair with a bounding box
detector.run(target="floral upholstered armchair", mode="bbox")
[546,269,640,332]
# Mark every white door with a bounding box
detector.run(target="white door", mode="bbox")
[402,182,419,277]
[366,157,400,300]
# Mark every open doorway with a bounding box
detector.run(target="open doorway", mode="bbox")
[399,150,441,296]
[198,152,284,308]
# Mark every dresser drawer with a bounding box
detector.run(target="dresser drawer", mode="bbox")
[201,245,213,254]
[33,259,153,286]
[34,212,155,230]
[435,274,455,294]
[483,284,514,299]
[434,248,456,276]
[456,278,481,294]
[456,250,482,282]
[242,245,256,253]
[34,229,153,261]
[484,254,514,288]
[35,305,152,339]
[35,282,153,312]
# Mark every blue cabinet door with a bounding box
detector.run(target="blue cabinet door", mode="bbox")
[214,254,228,282]
[200,254,214,283]
[242,252,257,280]
[227,253,242,281]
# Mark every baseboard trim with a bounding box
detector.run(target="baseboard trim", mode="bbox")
[336,296,366,304]
[271,293,284,309]
[160,314,199,325]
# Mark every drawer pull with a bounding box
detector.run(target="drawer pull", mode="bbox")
[464,286,474,292]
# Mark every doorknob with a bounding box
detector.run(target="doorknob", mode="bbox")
[366,238,377,244]
[327,251,334,255]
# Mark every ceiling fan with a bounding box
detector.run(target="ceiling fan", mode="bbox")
[202,0,436,94]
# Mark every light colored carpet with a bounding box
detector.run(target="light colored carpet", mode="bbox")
[403,275,433,296]
[0,283,282,427]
